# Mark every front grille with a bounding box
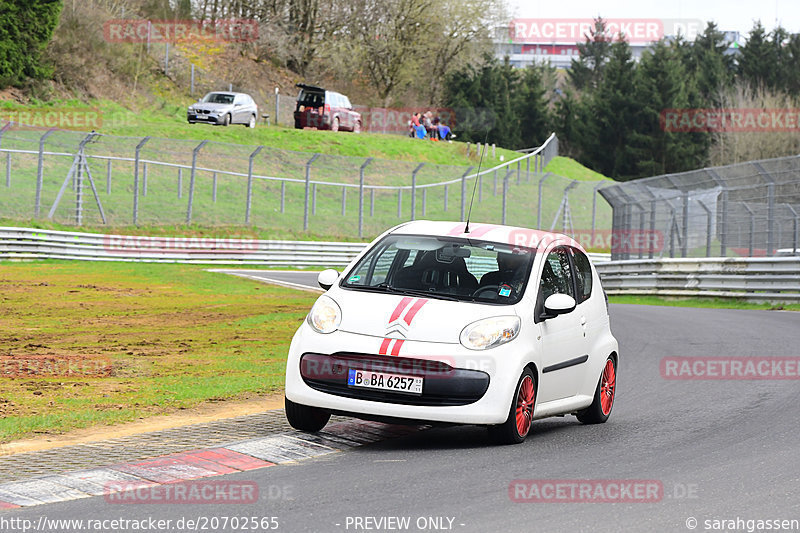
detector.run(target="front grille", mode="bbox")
[300,352,490,407]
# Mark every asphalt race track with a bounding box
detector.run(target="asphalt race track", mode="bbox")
[6,271,800,533]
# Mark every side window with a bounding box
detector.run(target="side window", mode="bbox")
[571,248,593,304]
[539,247,574,301]
[343,96,352,109]
[234,95,242,105]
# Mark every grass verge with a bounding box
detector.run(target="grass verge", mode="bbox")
[0,261,317,443]
[609,294,800,311]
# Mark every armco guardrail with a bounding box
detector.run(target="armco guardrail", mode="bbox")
[0,227,364,267]
[595,257,800,301]
[0,226,610,267]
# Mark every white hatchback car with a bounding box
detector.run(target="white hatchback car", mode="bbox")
[284,221,619,444]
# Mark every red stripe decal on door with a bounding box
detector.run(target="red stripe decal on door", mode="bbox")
[389,297,414,323]
[402,299,428,325]
[378,338,392,355]
[390,339,405,356]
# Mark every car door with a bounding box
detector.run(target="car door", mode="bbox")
[535,246,586,403]
[233,95,246,123]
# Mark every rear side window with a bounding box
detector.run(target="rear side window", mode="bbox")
[571,248,593,304]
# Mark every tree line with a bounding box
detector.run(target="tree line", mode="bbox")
[444,19,800,180]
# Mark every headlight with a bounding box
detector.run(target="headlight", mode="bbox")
[307,295,342,334]
[188,107,194,112]
[460,316,520,350]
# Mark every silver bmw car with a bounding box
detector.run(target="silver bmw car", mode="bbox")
[187,92,258,127]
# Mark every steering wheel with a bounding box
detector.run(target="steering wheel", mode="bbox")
[472,285,500,299]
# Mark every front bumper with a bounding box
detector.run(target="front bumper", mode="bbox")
[187,113,223,124]
[285,326,528,425]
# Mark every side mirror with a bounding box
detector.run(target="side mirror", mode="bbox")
[541,293,576,320]
[317,269,339,290]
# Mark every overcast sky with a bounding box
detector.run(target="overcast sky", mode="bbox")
[508,0,799,38]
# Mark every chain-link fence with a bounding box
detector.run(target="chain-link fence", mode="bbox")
[0,125,613,241]
[599,156,800,259]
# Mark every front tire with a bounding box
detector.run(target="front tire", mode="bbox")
[222,113,231,126]
[285,396,330,432]
[488,368,536,445]
[576,356,616,424]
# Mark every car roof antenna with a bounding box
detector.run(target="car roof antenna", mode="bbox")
[464,129,490,234]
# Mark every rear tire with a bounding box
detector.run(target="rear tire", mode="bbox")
[488,368,536,445]
[331,117,339,132]
[285,396,330,432]
[576,356,616,424]
[247,115,256,128]
[353,120,361,133]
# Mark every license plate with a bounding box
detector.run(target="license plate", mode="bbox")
[195,115,207,120]
[347,369,423,395]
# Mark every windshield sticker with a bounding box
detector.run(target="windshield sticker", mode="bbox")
[348,275,361,283]
[499,284,512,297]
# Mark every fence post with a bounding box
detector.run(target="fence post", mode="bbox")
[649,199,657,259]
[698,201,713,257]
[537,173,550,229]
[492,144,496,158]
[5,152,10,188]
[502,170,513,225]
[312,184,317,215]
[303,153,320,231]
[341,187,347,216]
[274,87,280,127]
[132,137,151,225]
[245,145,263,224]
[766,182,776,256]
[397,189,402,218]
[444,185,448,211]
[280,181,285,213]
[460,166,474,222]
[591,182,603,245]
[411,163,424,221]
[0,122,11,149]
[517,160,521,185]
[185,139,207,225]
[358,158,373,238]
[422,189,427,216]
[493,169,498,196]
[681,192,689,257]
[370,188,375,217]
[786,204,799,255]
[34,129,55,218]
[741,203,755,257]
[211,172,217,203]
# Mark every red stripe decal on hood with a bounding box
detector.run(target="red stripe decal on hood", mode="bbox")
[389,297,414,323]
[403,299,428,325]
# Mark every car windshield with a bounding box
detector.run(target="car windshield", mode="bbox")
[341,234,535,304]
[202,93,234,104]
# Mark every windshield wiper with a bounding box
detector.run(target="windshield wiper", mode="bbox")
[347,283,458,301]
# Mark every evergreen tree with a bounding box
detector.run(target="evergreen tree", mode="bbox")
[687,22,735,106]
[0,0,63,88]
[568,17,612,91]
[737,21,777,90]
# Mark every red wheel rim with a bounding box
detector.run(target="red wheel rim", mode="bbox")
[600,359,616,416]
[515,375,535,437]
